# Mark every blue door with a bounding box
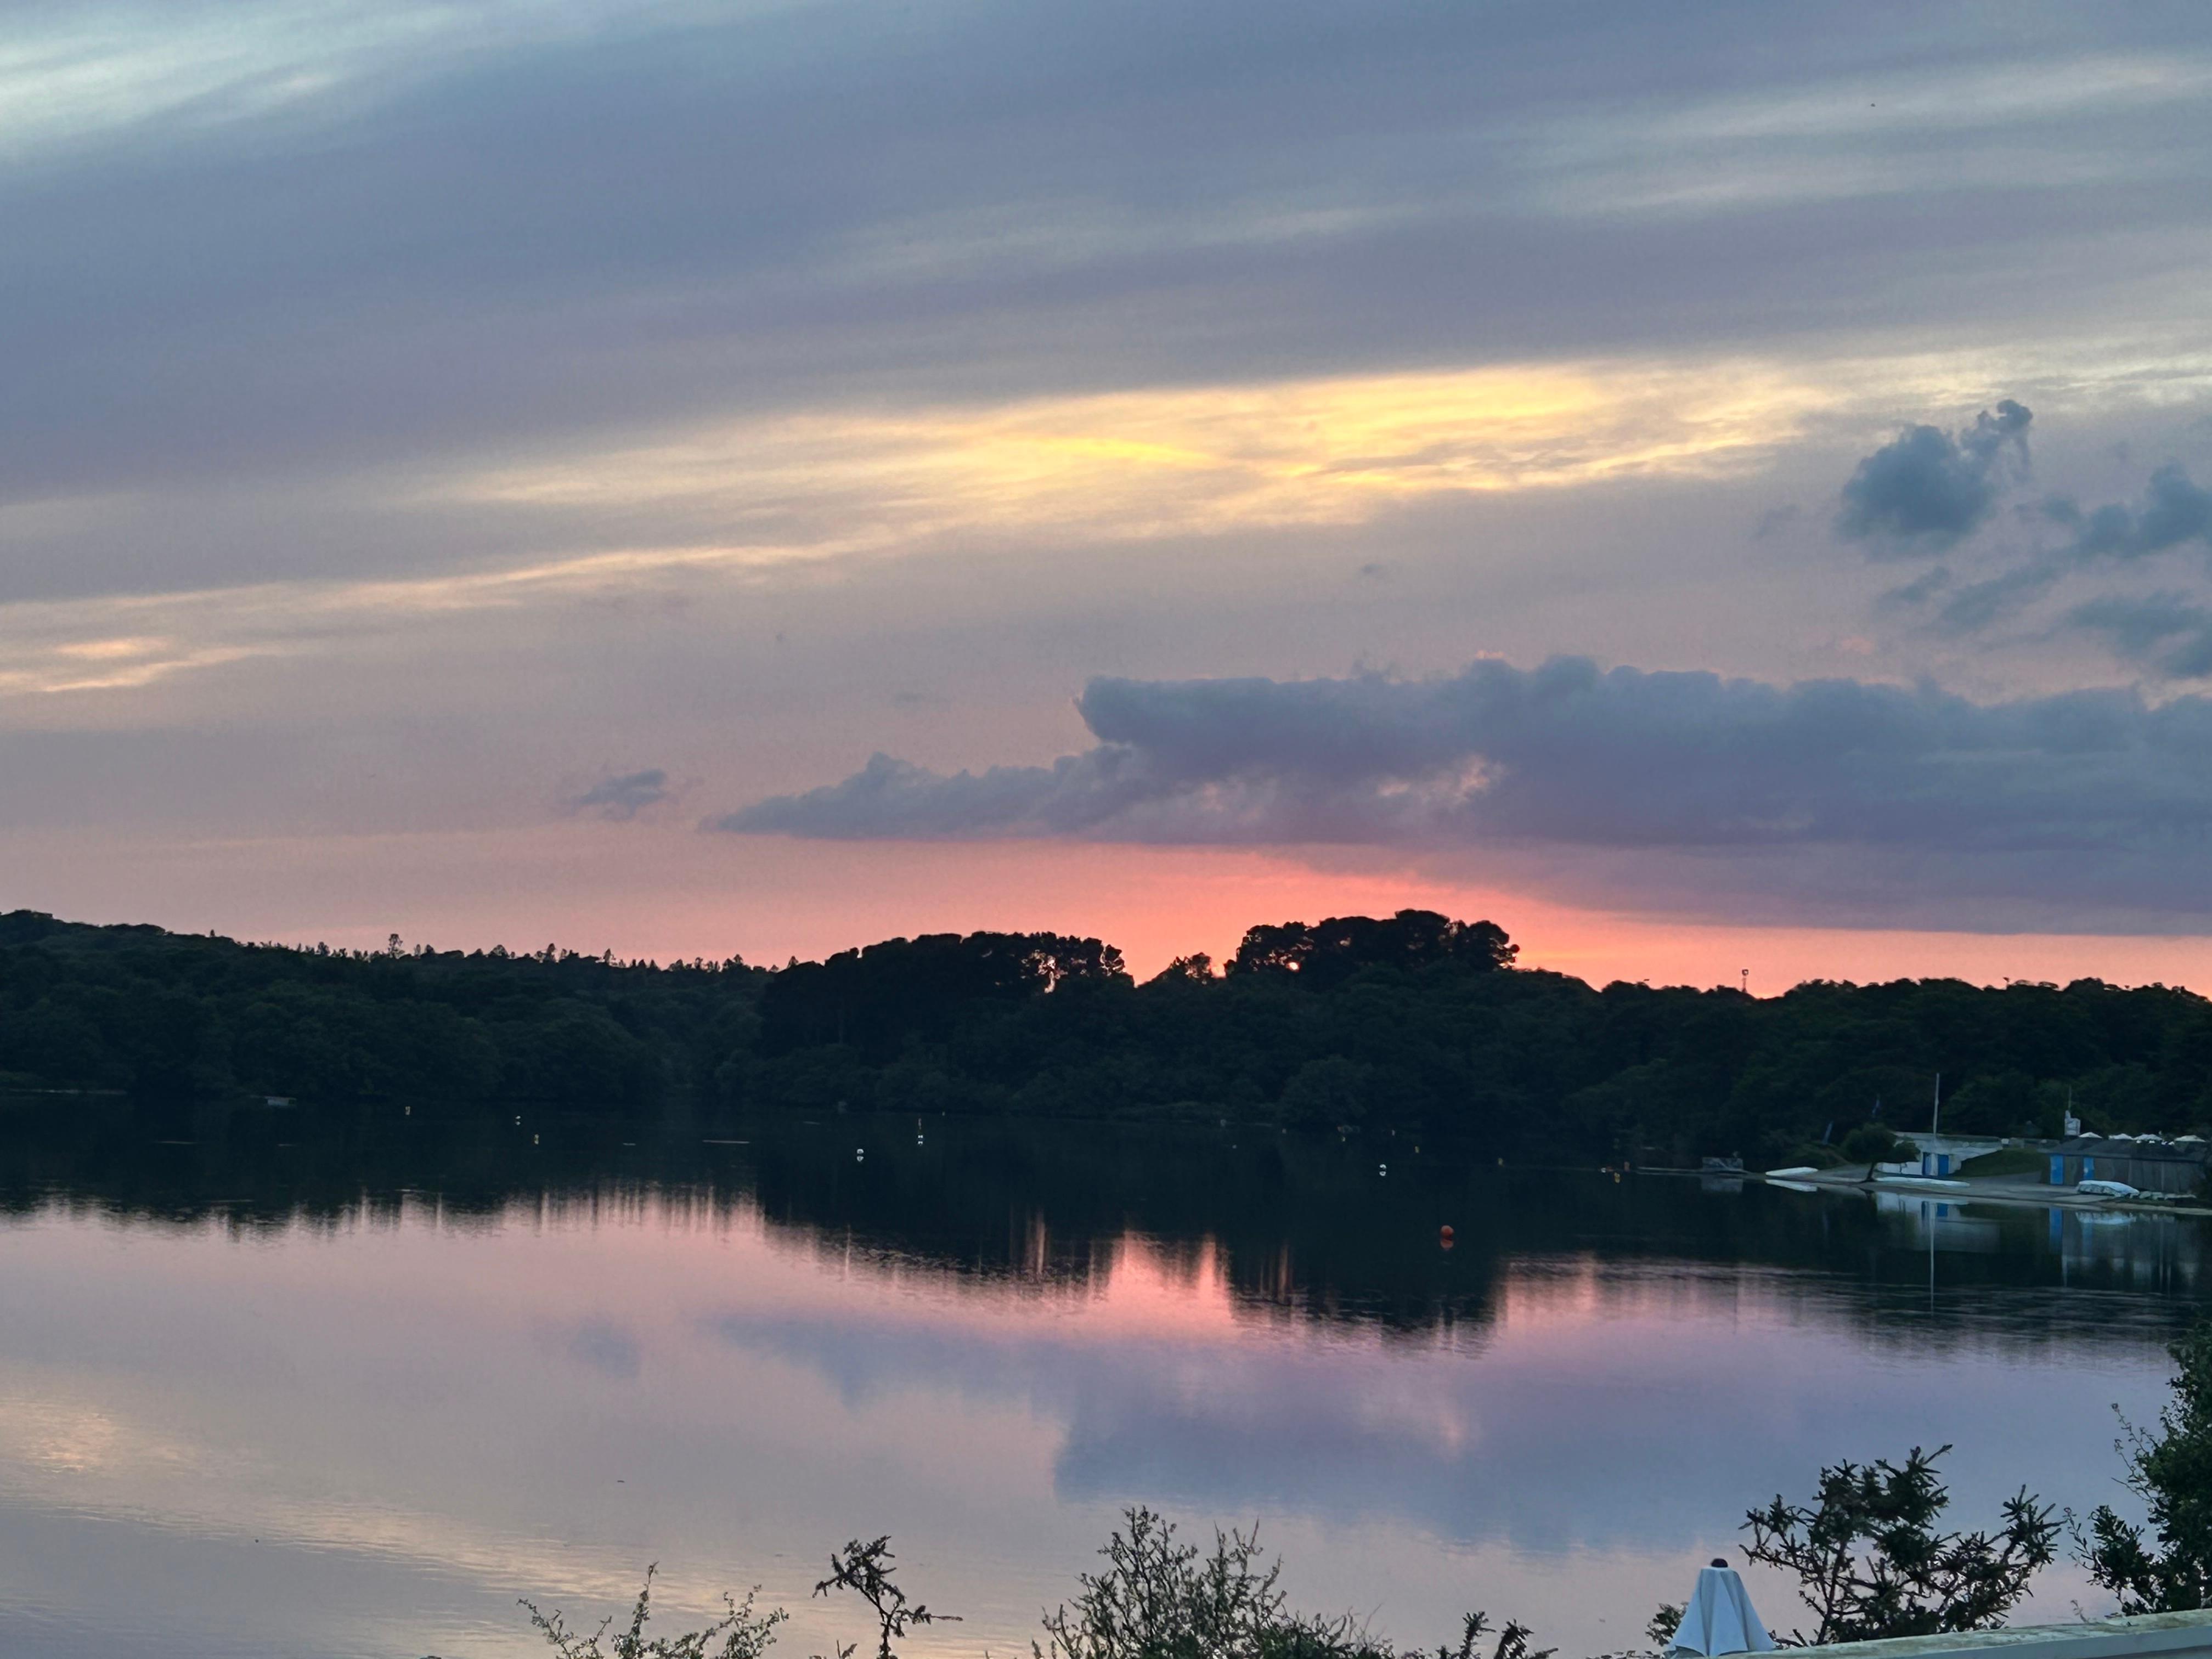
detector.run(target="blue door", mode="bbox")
[1937,1153,1951,1176]
[2050,1155,2064,1184]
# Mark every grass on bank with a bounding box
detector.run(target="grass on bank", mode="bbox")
[1955,1146,2051,1180]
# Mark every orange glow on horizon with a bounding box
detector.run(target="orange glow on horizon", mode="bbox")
[10,824,2212,996]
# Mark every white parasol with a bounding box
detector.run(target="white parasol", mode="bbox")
[1668,1560,1775,1656]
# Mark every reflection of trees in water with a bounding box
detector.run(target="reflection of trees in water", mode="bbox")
[2,1101,2207,1351]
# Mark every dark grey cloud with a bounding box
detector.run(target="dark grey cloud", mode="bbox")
[1902,459,2212,670]
[718,656,2212,920]
[1928,561,2062,634]
[1860,408,2212,668]
[2067,594,2212,680]
[569,768,669,821]
[1876,564,1951,611]
[2053,463,2212,563]
[1836,400,2031,552]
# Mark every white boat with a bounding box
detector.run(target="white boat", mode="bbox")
[2077,1178,2140,1199]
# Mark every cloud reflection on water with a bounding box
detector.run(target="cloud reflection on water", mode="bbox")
[0,1146,2199,1658]
[704,1231,2176,1559]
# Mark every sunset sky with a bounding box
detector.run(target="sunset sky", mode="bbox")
[8,0,2212,987]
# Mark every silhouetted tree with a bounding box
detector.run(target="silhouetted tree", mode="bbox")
[2086,1324,2212,1612]
[814,1538,957,1659]
[1743,1446,2057,1643]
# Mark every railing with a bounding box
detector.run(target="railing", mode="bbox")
[1788,1611,2212,1659]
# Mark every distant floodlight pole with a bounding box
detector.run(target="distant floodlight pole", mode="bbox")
[1932,1071,1941,1139]
[1740,967,1749,996]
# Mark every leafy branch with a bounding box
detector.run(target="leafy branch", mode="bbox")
[1742,1445,2056,1645]
[2085,1323,2212,1612]
[511,1564,787,1659]
[814,1537,960,1659]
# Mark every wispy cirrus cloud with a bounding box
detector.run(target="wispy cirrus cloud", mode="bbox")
[456,355,1838,545]
[0,351,1840,705]
[0,1,704,163]
[1534,54,2212,216]
[568,769,670,821]
[0,536,833,701]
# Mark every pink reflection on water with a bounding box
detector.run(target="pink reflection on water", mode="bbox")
[0,1189,2181,1659]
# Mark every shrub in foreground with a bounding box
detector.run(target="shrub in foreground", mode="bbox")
[2087,1324,2212,1612]
[433,1443,2073,1659]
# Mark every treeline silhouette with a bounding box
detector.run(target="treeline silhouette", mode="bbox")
[4,906,2211,1165]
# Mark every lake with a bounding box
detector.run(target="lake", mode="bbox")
[0,1103,2200,1659]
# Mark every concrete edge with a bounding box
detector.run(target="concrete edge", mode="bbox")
[1788,1609,2212,1659]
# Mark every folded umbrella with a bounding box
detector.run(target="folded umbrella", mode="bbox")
[1668,1560,1775,1656]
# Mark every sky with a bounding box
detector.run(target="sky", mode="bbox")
[7,0,2212,986]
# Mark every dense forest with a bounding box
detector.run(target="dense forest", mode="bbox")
[4,906,2212,1167]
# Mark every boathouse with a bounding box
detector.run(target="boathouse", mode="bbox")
[2048,1134,2210,1194]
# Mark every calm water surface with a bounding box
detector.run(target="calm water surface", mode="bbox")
[0,1106,2202,1658]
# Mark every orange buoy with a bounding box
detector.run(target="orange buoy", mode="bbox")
[1439,1224,1455,1250]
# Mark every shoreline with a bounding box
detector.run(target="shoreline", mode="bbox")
[1752,1167,2212,1217]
